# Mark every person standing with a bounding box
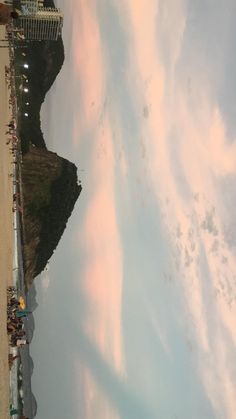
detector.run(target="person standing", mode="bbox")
[16,338,29,346]
[10,407,19,416]
[16,308,31,318]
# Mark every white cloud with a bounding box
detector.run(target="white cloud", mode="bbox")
[123,1,236,418]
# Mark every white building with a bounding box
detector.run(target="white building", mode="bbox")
[17,6,63,41]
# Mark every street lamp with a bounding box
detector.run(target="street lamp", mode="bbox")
[23,63,29,69]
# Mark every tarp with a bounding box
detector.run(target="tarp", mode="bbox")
[18,295,26,309]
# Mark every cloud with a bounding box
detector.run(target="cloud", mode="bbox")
[72,0,236,416]
[123,1,236,418]
[78,111,124,370]
[70,0,107,148]
[69,323,156,419]
[41,271,50,290]
[37,1,236,418]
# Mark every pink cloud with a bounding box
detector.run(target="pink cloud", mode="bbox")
[70,1,106,145]
[78,115,125,376]
[68,4,125,414]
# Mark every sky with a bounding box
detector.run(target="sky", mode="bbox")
[30,1,236,418]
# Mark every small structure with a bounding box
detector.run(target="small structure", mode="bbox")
[20,0,40,14]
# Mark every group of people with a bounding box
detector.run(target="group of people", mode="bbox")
[5,64,17,107]
[7,286,30,348]
[5,57,24,214]
[7,287,31,418]
[5,115,23,213]
[5,50,18,128]
[5,51,18,115]
[5,116,18,147]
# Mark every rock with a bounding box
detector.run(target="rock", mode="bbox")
[21,146,81,288]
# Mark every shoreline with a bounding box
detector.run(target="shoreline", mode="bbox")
[0,25,14,419]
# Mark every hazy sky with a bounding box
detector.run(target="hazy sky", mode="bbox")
[31,1,236,418]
